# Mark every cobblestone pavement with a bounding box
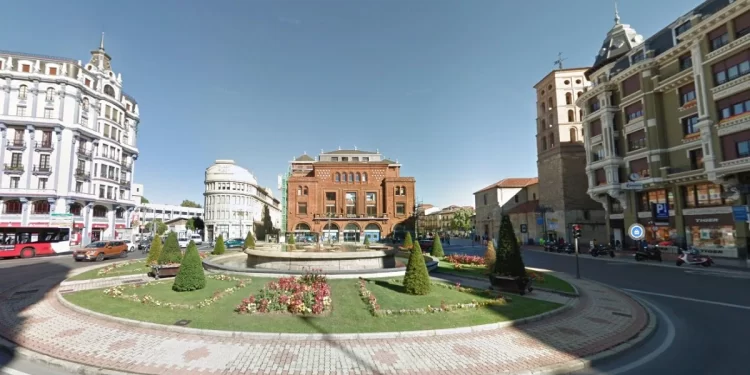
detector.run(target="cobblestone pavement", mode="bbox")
[0,274,649,375]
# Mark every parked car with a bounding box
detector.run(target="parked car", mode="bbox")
[138,239,152,252]
[191,234,203,245]
[225,238,244,248]
[418,240,433,252]
[73,241,128,262]
[123,240,136,252]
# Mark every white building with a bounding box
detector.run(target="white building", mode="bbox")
[0,35,140,245]
[129,183,204,232]
[204,160,281,241]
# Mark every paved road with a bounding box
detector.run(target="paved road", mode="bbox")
[0,244,213,375]
[444,244,750,374]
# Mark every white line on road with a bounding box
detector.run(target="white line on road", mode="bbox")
[622,289,750,310]
[606,298,676,375]
[1,367,32,375]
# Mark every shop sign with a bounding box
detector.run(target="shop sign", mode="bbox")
[0,222,21,227]
[50,213,74,228]
[732,205,749,222]
[623,182,644,190]
[28,222,49,227]
[115,224,126,229]
[684,214,734,226]
[92,224,109,229]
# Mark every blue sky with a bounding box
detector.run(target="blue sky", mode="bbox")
[1,0,700,208]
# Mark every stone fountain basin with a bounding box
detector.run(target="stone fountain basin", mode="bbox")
[244,248,397,271]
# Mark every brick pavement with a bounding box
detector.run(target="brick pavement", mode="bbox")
[0,274,650,375]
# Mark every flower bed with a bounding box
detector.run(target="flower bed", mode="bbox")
[102,274,249,309]
[444,254,484,266]
[235,270,332,315]
[97,260,144,276]
[357,278,507,317]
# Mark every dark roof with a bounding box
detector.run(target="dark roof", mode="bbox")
[294,154,315,162]
[475,178,538,194]
[323,150,376,155]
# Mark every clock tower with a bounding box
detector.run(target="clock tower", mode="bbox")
[88,32,112,71]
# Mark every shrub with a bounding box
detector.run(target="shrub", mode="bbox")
[403,241,431,295]
[484,240,496,271]
[363,236,370,248]
[288,234,296,244]
[145,236,162,266]
[494,215,527,278]
[244,231,256,250]
[402,232,413,250]
[431,237,444,257]
[212,234,226,255]
[445,254,484,265]
[158,232,182,265]
[172,241,206,292]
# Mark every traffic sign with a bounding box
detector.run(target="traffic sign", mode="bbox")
[628,223,645,240]
[520,224,528,233]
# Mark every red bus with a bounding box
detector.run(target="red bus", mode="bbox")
[0,227,71,259]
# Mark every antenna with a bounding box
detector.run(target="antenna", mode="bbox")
[553,52,567,70]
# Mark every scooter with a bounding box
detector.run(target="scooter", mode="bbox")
[635,245,662,262]
[590,244,616,258]
[559,243,575,254]
[676,248,713,267]
[544,243,558,252]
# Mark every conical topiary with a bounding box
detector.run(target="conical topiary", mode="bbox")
[145,236,162,266]
[244,231,256,250]
[212,234,226,255]
[403,241,431,295]
[363,236,370,248]
[287,233,296,250]
[172,241,206,292]
[402,232,413,250]
[158,232,182,265]
[494,215,526,278]
[431,236,444,257]
[484,240,496,273]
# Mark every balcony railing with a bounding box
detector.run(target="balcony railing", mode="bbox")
[75,168,91,181]
[77,148,93,160]
[628,138,647,152]
[3,164,24,175]
[119,179,131,188]
[121,160,132,171]
[7,140,26,150]
[32,165,52,175]
[35,141,54,152]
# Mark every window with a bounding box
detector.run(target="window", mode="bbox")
[9,177,19,189]
[675,21,691,37]
[595,169,607,185]
[45,88,54,101]
[10,153,22,168]
[18,85,28,100]
[116,208,124,219]
[395,186,401,196]
[569,127,578,142]
[514,195,519,203]
[717,92,750,120]
[85,78,91,87]
[549,132,555,148]
[341,157,349,162]
[565,92,572,105]
[342,173,348,182]
[737,140,750,158]
[346,192,357,216]
[625,102,644,122]
[44,108,53,119]
[679,54,693,71]
[362,157,369,162]
[39,154,50,169]
[297,202,308,215]
[637,189,675,212]
[627,130,647,151]
[679,83,696,106]
[589,98,600,113]
[349,172,354,182]
[396,203,406,215]
[567,109,574,122]
[49,67,57,76]
[400,186,406,196]
[631,50,646,64]
[622,75,641,97]
[75,182,83,193]
[483,194,487,205]
[683,183,731,208]
[326,192,336,201]
[690,148,704,169]
[682,115,699,136]
[71,203,82,216]
[355,173,361,182]
[38,178,47,190]
[564,80,570,85]
[16,106,25,117]
[709,26,729,51]
[4,200,22,214]
[366,193,377,216]
[579,109,584,121]
[93,206,107,217]
[541,135,547,150]
[104,85,115,97]
[21,64,30,73]
[32,200,50,214]
[83,98,89,111]
[736,10,750,38]
[362,172,367,182]
[712,50,750,85]
[303,186,308,195]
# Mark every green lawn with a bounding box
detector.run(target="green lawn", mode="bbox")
[67,260,149,281]
[63,275,560,334]
[435,261,576,294]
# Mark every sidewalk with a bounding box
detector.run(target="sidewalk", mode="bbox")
[0,273,652,375]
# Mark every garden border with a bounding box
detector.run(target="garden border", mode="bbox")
[433,266,581,297]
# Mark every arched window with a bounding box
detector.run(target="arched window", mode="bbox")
[569,127,578,142]
[18,85,27,100]
[342,173,348,182]
[541,136,547,150]
[395,186,400,196]
[297,186,302,196]
[540,103,545,112]
[577,91,583,98]
[93,205,108,218]
[548,114,553,125]
[70,203,82,216]
[3,200,22,214]
[32,200,50,214]
[362,172,368,182]
[46,88,55,102]
[349,172,354,182]
[565,92,572,105]
[579,109,584,120]
[547,97,553,109]
[568,109,575,122]
[82,98,90,111]
[355,173,361,182]
[303,186,308,195]
[104,85,115,97]
[541,119,546,130]
[294,223,311,232]
[400,186,406,196]
[549,132,555,148]
[335,173,340,182]
[116,208,124,219]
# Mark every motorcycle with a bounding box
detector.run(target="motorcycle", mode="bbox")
[635,245,662,262]
[590,244,615,258]
[559,243,575,254]
[676,248,713,267]
[544,243,558,252]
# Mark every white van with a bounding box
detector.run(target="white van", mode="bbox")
[191,234,203,245]
[178,237,190,248]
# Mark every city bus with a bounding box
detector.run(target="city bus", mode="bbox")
[0,226,71,259]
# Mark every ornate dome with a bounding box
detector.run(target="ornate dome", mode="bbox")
[205,160,258,184]
[590,5,645,73]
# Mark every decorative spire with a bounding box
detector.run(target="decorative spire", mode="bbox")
[100,32,105,50]
[614,0,620,25]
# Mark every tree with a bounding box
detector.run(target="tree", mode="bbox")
[402,232,413,250]
[484,240,496,272]
[494,215,526,278]
[363,236,370,248]
[192,217,205,232]
[255,205,277,241]
[450,209,474,233]
[180,199,202,208]
[431,236,444,257]
[145,219,167,235]
[140,196,150,204]
[158,232,183,265]
[212,234,226,255]
[403,241,431,295]
[172,241,206,292]
[288,233,296,244]
[186,218,195,232]
[244,231,256,250]
[145,236,163,266]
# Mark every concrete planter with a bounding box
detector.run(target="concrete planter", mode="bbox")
[489,275,533,295]
[151,265,180,280]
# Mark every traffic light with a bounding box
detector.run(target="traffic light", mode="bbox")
[573,224,582,239]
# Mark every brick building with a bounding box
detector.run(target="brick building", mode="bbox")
[286,149,416,243]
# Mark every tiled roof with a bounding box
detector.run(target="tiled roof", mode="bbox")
[294,154,315,162]
[323,150,375,155]
[0,50,78,64]
[474,178,538,194]
[507,200,540,215]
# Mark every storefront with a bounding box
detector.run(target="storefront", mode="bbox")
[91,224,108,242]
[637,216,678,245]
[684,213,737,258]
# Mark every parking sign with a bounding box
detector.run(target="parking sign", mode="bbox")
[653,203,669,222]
[628,224,645,240]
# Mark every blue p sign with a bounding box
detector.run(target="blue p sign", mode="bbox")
[628,224,645,240]
[655,203,669,219]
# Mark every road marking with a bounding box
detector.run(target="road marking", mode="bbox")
[622,289,750,310]
[605,297,675,375]
[684,270,750,279]
[1,367,32,375]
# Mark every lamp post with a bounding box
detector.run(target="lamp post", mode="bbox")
[326,212,334,244]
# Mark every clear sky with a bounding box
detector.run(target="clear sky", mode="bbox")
[1,0,702,208]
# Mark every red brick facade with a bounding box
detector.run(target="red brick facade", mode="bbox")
[286,151,416,240]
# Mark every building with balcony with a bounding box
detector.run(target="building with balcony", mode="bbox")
[285,149,416,243]
[534,69,608,244]
[204,160,281,242]
[474,178,539,241]
[577,0,750,260]
[0,35,140,244]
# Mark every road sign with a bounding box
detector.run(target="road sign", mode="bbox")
[654,203,669,220]
[628,223,645,240]
[732,205,748,222]
[520,224,528,233]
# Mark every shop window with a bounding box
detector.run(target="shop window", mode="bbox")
[637,189,674,212]
[685,222,736,255]
[3,200,22,214]
[682,182,734,208]
[32,201,50,214]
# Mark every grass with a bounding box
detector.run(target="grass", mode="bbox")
[435,261,576,294]
[67,260,149,281]
[63,275,561,334]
